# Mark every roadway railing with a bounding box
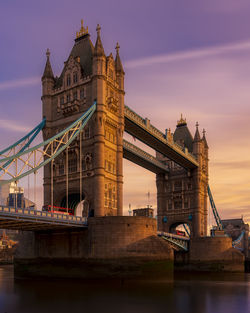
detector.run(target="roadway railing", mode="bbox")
[157,231,189,251]
[0,206,87,226]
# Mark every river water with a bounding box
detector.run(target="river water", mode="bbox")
[1,265,250,313]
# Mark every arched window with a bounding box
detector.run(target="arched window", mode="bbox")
[68,155,77,173]
[73,72,78,84]
[73,91,78,100]
[66,74,71,86]
[80,89,85,99]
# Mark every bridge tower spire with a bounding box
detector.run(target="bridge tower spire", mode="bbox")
[42,48,54,121]
[192,122,208,237]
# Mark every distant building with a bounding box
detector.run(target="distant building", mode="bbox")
[5,182,35,209]
[0,182,10,206]
[0,182,35,240]
[133,207,154,218]
[221,218,249,257]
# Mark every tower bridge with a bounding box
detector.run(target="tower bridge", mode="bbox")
[0,20,246,278]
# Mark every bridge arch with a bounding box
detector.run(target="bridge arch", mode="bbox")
[169,221,191,236]
[54,188,91,217]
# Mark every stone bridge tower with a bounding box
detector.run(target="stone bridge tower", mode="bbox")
[41,21,125,217]
[156,116,208,237]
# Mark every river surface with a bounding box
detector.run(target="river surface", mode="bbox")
[1,265,250,313]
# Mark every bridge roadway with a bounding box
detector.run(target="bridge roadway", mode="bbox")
[157,231,189,251]
[124,105,199,169]
[0,206,87,231]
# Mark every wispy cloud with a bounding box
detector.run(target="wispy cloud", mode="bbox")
[0,119,31,133]
[0,76,40,91]
[125,40,250,69]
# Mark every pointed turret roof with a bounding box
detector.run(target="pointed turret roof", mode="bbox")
[115,42,124,74]
[173,114,193,152]
[94,24,105,57]
[194,122,201,141]
[54,21,94,87]
[202,129,208,148]
[42,49,54,80]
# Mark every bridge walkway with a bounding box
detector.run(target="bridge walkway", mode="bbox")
[124,105,198,169]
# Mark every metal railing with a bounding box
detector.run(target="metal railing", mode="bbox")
[124,105,198,165]
[0,206,87,226]
[123,139,169,172]
[157,231,189,251]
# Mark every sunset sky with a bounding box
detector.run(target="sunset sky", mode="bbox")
[0,0,250,227]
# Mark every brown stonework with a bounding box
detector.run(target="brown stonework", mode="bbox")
[14,217,174,279]
[41,22,124,217]
[156,120,208,237]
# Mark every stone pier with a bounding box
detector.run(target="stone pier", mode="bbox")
[14,216,174,279]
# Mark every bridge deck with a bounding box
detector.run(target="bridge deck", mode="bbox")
[124,105,198,169]
[0,206,87,231]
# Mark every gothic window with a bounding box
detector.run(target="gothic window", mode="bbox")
[108,162,111,172]
[73,72,78,84]
[66,94,71,103]
[68,157,77,173]
[59,164,64,175]
[80,89,85,99]
[84,127,90,139]
[108,189,112,199]
[168,201,172,210]
[109,69,113,80]
[60,96,64,105]
[66,74,71,86]
[82,159,86,171]
[73,91,78,100]
[174,200,182,209]
[174,181,182,191]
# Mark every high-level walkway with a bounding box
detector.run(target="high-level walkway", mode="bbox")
[124,105,198,169]
[123,139,169,174]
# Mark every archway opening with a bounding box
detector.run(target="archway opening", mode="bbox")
[169,222,190,237]
[60,193,85,216]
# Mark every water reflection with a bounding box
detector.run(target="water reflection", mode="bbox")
[0,265,250,313]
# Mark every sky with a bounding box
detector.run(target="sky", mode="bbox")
[0,0,250,227]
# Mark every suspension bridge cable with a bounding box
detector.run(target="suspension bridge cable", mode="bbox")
[0,118,45,156]
[28,172,30,208]
[34,151,37,208]
[51,144,54,210]
[79,128,82,215]
[0,102,96,185]
[66,143,69,210]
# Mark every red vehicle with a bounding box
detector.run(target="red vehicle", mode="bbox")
[176,230,186,237]
[42,205,73,215]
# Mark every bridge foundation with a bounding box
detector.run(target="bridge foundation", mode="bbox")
[14,216,174,279]
[175,236,245,272]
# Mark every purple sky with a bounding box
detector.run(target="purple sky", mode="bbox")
[1,0,250,225]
